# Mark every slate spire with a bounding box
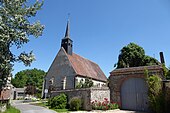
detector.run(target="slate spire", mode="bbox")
[64,20,70,38]
[61,20,73,55]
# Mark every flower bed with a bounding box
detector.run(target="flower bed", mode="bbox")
[91,98,119,110]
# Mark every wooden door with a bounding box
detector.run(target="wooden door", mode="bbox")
[121,78,148,111]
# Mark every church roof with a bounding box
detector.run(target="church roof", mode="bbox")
[67,52,107,82]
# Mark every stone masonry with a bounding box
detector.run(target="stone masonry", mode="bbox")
[51,87,110,110]
[109,65,164,107]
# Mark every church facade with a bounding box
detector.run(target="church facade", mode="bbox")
[44,21,107,92]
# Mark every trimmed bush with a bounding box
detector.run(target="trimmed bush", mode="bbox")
[69,97,81,111]
[48,93,67,109]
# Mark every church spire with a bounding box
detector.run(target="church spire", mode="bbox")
[64,20,70,38]
[61,19,73,55]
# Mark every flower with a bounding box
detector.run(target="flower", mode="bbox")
[91,98,119,110]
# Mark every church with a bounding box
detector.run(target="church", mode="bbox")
[44,21,107,92]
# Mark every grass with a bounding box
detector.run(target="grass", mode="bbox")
[52,108,69,112]
[32,101,69,112]
[34,101,49,108]
[4,106,20,113]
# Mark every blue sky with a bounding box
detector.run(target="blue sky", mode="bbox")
[12,0,170,77]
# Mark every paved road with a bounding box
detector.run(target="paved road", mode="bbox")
[12,100,147,113]
[70,110,147,113]
[12,100,56,113]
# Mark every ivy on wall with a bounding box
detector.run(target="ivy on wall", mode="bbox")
[144,69,165,113]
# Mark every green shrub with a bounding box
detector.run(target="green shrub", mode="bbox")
[69,97,81,111]
[48,93,67,109]
[91,98,119,110]
[145,70,165,113]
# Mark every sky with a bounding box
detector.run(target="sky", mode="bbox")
[12,0,170,77]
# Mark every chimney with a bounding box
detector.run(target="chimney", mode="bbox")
[159,52,165,64]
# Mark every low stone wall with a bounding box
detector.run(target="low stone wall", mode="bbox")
[51,87,110,110]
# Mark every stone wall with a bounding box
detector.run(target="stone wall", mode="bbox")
[51,87,110,110]
[109,65,164,107]
[45,48,76,91]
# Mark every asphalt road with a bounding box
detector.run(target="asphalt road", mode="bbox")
[12,100,56,113]
[11,100,147,113]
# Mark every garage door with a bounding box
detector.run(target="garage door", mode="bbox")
[121,78,148,111]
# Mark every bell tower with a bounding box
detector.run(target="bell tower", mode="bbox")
[61,20,73,55]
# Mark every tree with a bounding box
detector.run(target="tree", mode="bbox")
[11,68,46,97]
[116,43,160,68]
[0,0,44,89]
[12,68,46,97]
[25,85,36,95]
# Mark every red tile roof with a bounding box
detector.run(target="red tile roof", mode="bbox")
[67,53,107,82]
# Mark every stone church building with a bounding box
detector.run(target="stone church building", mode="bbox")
[44,21,107,93]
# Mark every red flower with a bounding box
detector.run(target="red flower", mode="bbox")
[91,101,94,104]
[104,98,108,101]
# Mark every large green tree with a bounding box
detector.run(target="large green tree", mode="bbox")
[116,43,160,68]
[0,0,44,88]
[12,68,46,97]
[12,68,45,88]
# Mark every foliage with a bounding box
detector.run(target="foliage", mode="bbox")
[25,85,36,95]
[4,106,20,113]
[76,78,93,88]
[69,97,82,111]
[48,93,67,109]
[116,43,159,68]
[12,68,45,97]
[166,69,170,80]
[163,65,170,80]
[145,70,165,113]
[91,98,119,110]
[53,109,69,112]
[0,0,44,89]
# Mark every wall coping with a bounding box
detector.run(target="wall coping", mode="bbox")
[51,87,109,93]
[110,65,162,76]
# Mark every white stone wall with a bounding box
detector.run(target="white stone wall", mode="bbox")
[51,87,110,110]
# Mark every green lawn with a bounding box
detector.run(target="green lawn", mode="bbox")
[34,101,49,108]
[52,108,69,113]
[4,106,20,113]
[32,101,69,112]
